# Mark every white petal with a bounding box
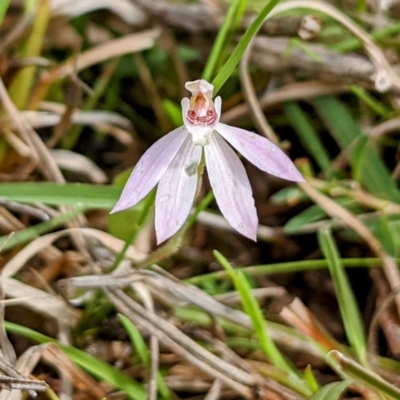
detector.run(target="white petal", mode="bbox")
[181,97,189,122]
[155,138,202,243]
[214,96,222,120]
[111,126,187,213]
[216,123,305,182]
[205,132,258,240]
[185,80,214,97]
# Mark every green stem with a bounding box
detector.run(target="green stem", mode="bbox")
[186,257,396,285]
[202,0,244,81]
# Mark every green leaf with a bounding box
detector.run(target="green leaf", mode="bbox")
[0,0,10,26]
[367,214,397,257]
[118,314,171,399]
[0,182,120,209]
[310,380,351,400]
[118,314,149,365]
[285,197,362,233]
[330,351,400,399]
[5,321,146,400]
[285,204,327,233]
[108,168,152,241]
[202,0,247,81]
[318,228,367,365]
[313,96,400,202]
[162,99,183,127]
[283,101,331,171]
[213,250,312,396]
[0,206,85,252]
[211,0,281,93]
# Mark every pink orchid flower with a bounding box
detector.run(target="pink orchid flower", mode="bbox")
[111,79,304,243]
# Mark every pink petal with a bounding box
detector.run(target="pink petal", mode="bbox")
[155,138,202,243]
[204,132,258,241]
[216,123,305,182]
[111,126,187,213]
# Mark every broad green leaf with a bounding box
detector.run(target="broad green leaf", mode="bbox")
[313,96,400,202]
[284,101,331,171]
[285,198,363,233]
[285,204,328,233]
[367,215,397,257]
[310,380,351,400]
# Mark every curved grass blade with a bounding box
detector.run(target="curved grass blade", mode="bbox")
[5,321,146,400]
[310,380,351,400]
[211,0,281,94]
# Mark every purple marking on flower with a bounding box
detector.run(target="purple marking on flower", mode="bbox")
[111,79,305,244]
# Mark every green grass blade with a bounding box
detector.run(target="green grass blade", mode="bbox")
[211,0,281,94]
[8,0,51,109]
[350,85,390,117]
[283,101,331,171]
[330,351,400,399]
[331,21,400,53]
[213,250,311,396]
[118,314,171,399]
[318,228,367,365]
[310,380,351,400]
[0,0,10,26]
[284,204,328,233]
[0,206,85,251]
[313,95,400,202]
[304,365,320,392]
[5,321,146,400]
[0,182,120,208]
[118,314,149,365]
[202,0,246,81]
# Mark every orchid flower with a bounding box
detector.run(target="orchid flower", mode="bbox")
[111,79,304,243]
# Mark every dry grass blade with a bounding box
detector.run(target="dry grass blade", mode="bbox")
[4,277,80,327]
[203,379,222,400]
[63,268,322,360]
[50,149,108,183]
[131,282,158,400]
[0,78,64,182]
[2,228,146,279]
[0,305,16,365]
[221,81,347,125]
[41,343,107,398]
[31,28,161,106]
[0,356,48,399]
[105,288,255,398]
[197,211,281,241]
[1,228,145,326]
[280,298,340,353]
[51,0,146,25]
[300,182,400,319]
